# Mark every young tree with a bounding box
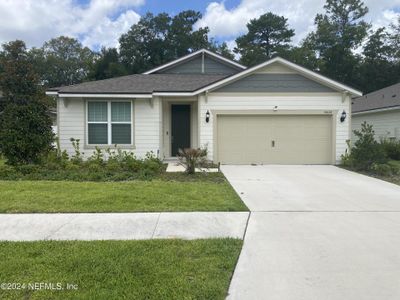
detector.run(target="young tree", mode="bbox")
[307,0,370,86]
[234,12,295,66]
[88,47,128,80]
[0,40,53,165]
[30,36,95,87]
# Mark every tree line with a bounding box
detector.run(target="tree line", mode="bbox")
[1,0,400,95]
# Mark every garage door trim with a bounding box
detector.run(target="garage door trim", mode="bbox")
[213,109,337,164]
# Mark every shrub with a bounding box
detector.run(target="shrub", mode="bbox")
[380,139,400,160]
[177,148,208,174]
[370,163,393,176]
[88,147,105,165]
[0,141,164,182]
[0,41,54,165]
[70,138,84,164]
[387,160,400,175]
[0,103,54,165]
[348,122,387,170]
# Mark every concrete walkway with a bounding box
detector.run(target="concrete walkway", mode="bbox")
[223,165,400,300]
[0,212,249,241]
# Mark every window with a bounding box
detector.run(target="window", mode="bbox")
[87,101,132,145]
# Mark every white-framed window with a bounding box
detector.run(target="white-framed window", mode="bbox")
[87,100,132,145]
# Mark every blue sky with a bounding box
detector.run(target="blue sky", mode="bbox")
[0,0,399,50]
[135,0,242,15]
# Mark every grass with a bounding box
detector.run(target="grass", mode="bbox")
[0,239,242,300]
[0,175,247,213]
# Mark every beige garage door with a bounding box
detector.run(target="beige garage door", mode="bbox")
[217,114,333,164]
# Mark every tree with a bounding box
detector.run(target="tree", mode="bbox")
[30,36,95,87]
[389,16,400,60]
[306,0,370,86]
[0,40,53,165]
[119,11,218,73]
[234,12,295,66]
[88,48,128,80]
[209,40,235,60]
[284,37,318,70]
[168,10,210,57]
[357,28,398,92]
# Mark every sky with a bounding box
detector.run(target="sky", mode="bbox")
[0,0,399,51]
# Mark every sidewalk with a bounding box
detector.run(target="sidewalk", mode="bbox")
[0,212,249,241]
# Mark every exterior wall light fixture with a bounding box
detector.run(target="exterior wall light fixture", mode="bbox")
[340,110,347,122]
[206,110,210,123]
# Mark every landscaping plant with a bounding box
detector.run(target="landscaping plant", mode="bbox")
[380,138,400,160]
[177,148,208,174]
[0,40,54,165]
[342,122,387,170]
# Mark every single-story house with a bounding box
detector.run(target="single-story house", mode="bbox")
[352,83,400,141]
[46,49,361,165]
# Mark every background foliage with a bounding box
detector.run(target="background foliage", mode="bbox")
[0,1,399,93]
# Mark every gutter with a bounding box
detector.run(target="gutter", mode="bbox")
[352,105,400,115]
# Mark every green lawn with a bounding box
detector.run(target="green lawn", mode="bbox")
[0,177,247,213]
[0,239,242,300]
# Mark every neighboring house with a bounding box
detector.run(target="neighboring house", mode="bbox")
[352,83,400,141]
[46,49,361,165]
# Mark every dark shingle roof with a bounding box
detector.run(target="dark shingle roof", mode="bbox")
[49,74,228,94]
[352,83,400,113]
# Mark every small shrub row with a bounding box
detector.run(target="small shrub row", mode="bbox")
[0,139,164,181]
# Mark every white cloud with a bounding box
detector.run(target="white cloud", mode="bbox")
[81,10,141,49]
[196,0,400,45]
[0,0,144,49]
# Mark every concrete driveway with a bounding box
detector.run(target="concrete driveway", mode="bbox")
[222,165,400,300]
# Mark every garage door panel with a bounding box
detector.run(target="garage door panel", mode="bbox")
[217,114,332,164]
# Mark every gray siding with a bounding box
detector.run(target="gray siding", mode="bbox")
[157,55,239,75]
[215,74,336,93]
[204,57,239,74]
[352,110,400,141]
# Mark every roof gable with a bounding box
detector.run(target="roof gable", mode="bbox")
[198,57,362,96]
[215,73,336,93]
[143,49,246,75]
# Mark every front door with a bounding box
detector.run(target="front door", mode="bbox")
[171,104,191,156]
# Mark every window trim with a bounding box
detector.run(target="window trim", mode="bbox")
[85,99,135,149]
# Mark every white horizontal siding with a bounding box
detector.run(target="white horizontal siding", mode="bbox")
[58,97,161,159]
[352,110,400,141]
[199,93,350,164]
[58,98,85,156]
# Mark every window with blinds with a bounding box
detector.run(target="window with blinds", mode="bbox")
[87,101,132,145]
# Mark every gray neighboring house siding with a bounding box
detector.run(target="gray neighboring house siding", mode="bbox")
[214,74,336,93]
[352,82,400,141]
[156,55,240,75]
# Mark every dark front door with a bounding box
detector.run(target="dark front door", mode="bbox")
[171,104,191,156]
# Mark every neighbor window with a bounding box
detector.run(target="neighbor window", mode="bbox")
[87,101,132,145]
